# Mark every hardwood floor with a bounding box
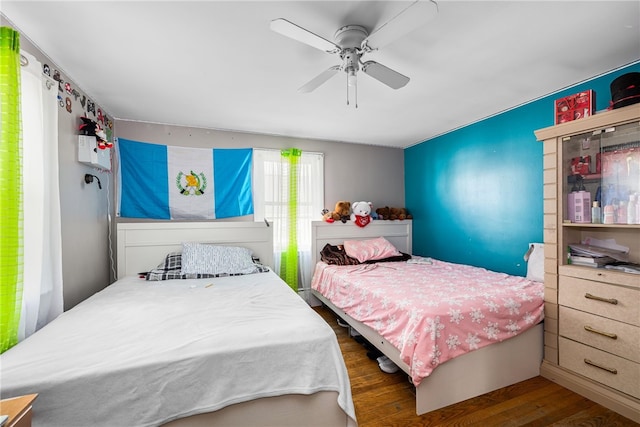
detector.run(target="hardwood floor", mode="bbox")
[314,305,639,427]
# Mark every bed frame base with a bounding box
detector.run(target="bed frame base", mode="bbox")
[162,392,352,427]
[313,289,544,415]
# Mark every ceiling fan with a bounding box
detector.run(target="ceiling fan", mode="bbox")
[270,0,438,107]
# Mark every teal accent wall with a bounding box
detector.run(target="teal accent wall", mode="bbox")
[405,62,640,276]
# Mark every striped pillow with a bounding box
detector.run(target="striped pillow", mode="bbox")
[145,251,268,281]
[181,242,259,275]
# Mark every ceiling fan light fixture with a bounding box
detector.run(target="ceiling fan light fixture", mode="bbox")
[342,48,360,91]
[347,69,357,87]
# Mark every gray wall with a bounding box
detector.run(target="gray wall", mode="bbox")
[115,121,405,220]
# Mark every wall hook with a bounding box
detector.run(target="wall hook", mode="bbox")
[84,173,102,189]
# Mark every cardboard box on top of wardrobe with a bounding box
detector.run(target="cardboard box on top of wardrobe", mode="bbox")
[555,90,595,124]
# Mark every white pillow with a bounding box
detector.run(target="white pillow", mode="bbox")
[524,243,544,282]
[181,242,259,275]
[343,237,401,263]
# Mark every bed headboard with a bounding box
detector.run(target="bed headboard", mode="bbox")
[311,220,412,266]
[116,221,274,278]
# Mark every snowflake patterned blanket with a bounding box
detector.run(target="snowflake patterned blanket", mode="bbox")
[311,258,545,386]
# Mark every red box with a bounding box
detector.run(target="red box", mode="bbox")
[570,155,591,175]
[555,90,595,124]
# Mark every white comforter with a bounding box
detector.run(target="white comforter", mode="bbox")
[0,272,355,427]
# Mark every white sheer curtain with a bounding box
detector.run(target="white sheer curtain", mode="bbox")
[18,51,63,340]
[253,149,324,302]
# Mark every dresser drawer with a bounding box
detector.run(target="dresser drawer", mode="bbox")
[559,306,640,363]
[560,265,640,289]
[559,337,640,399]
[559,276,639,326]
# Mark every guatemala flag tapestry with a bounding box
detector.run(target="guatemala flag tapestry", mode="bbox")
[117,138,253,219]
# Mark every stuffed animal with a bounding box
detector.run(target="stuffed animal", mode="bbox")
[376,206,390,220]
[322,201,351,223]
[79,116,111,149]
[350,201,372,227]
[400,208,413,220]
[389,207,413,220]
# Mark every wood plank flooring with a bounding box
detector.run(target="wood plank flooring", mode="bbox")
[314,305,639,427]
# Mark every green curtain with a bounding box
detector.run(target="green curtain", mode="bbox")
[0,27,23,353]
[280,148,301,292]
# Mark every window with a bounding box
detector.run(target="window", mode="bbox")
[253,149,323,299]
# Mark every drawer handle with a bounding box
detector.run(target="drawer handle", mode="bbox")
[584,358,618,375]
[584,293,618,305]
[584,325,618,340]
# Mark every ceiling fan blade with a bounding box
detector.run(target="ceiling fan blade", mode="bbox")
[361,61,409,89]
[362,0,438,51]
[270,19,340,53]
[298,65,341,93]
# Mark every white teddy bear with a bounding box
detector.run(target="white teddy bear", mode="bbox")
[350,201,372,227]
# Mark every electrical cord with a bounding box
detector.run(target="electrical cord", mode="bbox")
[106,173,117,281]
[85,169,117,281]
[84,173,101,189]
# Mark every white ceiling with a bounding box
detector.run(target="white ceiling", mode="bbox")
[2,1,639,148]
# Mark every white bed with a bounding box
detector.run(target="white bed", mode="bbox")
[310,220,544,416]
[0,221,356,427]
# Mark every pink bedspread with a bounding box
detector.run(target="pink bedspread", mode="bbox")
[311,258,545,386]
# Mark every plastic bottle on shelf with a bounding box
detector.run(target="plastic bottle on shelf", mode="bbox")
[628,194,637,224]
[603,204,615,224]
[617,201,627,224]
[591,201,601,224]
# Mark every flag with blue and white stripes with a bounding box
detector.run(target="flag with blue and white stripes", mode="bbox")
[117,138,253,219]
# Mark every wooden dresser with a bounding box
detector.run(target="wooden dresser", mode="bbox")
[535,104,640,423]
[0,394,37,427]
